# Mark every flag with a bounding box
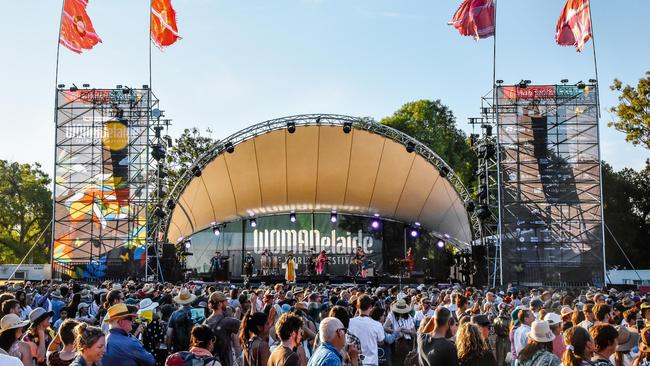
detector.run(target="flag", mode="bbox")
[151,0,181,48]
[448,0,495,40]
[59,0,102,53]
[555,0,592,52]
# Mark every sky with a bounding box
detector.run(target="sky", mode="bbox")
[0,0,649,177]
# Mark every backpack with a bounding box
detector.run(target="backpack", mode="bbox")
[172,309,193,352]
[165,351,218,366]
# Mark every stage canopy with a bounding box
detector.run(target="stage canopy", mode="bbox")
[163,115,476,248]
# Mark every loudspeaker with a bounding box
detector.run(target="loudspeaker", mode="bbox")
[471,246,488,287]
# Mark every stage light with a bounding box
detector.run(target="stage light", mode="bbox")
[184,239,192,249]
[287,122,296,134]
[496,80,503,85]
[166,199,176,210]
[465,200,475,212]
[410,228,419,238]
[290,212,297,223]
[576,81,586,89]
[153,206,166,219]
[142,84,149,89]
[588,79,597,83]
[57,84,65,88]
[406,142,415,153]
[315,116,321,124]
[225,142,235,154]
[191,165,202,177]
[250,218,257,228]
[476,204,490,220]
[116,85,123,89]
[212,224,221,236]
[343,122,352,134]
[69,86,78,92]
[82,83,90,88]
[561,79,569,84]
[444,233,451,239]
[439,166,449,178]
[371,214,380,230]
[518,80,527,88]
[437,240,445,248]
[483,124,492,137]
[151,144,166,161]
[330,211,337,223]
[165,136,173,148]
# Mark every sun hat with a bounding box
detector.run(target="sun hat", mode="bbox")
[543,312,562,326]
[621,298,635,309]
[29,308,54,326]
[111,283,123,291]
[138,298,159,313]
[390,299,412,314]
[105,303,137,323]
[560,306,573,319]
[0,314,30,331]
[615,325,639,352]
[640,327,650,353]
[529,320,555,343]
[142,283,155,294]
[471,314,491,327]
[173,288,197,305]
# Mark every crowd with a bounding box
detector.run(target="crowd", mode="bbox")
[1,279,650,366]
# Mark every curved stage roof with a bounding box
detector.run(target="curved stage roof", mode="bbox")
[164,115,476,248]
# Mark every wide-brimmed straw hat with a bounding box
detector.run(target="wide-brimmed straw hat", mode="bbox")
[0,314,30,331]
[615,325,639,352]
[29,308,54,326]
[173,288,197,305]
[105,303,137,323]
[390,299,412,314]
[138,298,159,313]
[529,320,555,343]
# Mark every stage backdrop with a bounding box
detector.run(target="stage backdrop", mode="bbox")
[185,213,384,277]
[496,85,604,286]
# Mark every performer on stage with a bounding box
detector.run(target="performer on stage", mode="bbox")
[210,251,223,281]
[316,250,328,275]
[285,253,296,283]
[352,247,365,276]
[244,251,255,278]
[405,247,414,277]
[260,249,271,276]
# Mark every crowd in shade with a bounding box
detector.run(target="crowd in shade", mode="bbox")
[1,280,650,366]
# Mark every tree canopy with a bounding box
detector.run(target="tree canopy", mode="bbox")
[380,99,476,189]
[609,71,650,150]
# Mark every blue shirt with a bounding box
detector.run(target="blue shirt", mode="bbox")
[51,299,66,322]
[102,328,156,366]
[307,342,343,366]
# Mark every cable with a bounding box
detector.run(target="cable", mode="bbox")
[605,223,642,283]
[8,218,53,281]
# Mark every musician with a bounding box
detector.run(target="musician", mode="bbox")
[352,247,365,276]
[316,250,328,275]
[307,249,316,275]
[210,251,223,281]
[244,251,255,278]
[405,247,414,277]
[260,249,271,275]
[285,253,296,283]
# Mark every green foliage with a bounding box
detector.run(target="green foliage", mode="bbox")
[164,127,217,194]
[602,160,650,269]
[609,71,650,150]
[0,160,52,264]
[380,99,476,188]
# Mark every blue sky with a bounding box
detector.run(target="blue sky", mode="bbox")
[0,0,648,175]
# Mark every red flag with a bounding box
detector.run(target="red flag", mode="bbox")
[151,0,181,48]
[448,0,495,40]
[555,0,592,52]
[59,0,102,53]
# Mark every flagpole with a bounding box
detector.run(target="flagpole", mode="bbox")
[149,0,153,90]
[588,0,600,118]
[492,0,497,89]
[55,0,66,88]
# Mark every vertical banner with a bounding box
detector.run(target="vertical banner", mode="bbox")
[496,85,604,285]
[53,89,154,279]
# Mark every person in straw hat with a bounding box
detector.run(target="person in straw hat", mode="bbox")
[102,303,155,366]
[516,320,561,366]
[611,325,638,366]
[166,288,197,353]
[0,313,32,366]
[384,298,415,363]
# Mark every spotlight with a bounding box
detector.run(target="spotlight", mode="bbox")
[465,200,475,212]
[151,144,166,161]
[371,214,380,230]
[406,142,415,153]
[116,85,123,89]
[166,199,176,210]
[184,239,192,249]
[290,212,297,223]
[250,218,257,228]
[496,80,503,85]
[142,84,149,89]
[225,142,235,154]
[483,124,492,137]
[330,211,337,223]
[153,206,166,219]
[315,116,321,124]
[158,166,169,179]
[191,166,202,177]
[437,240,445,248]
[82,83,90,88]
[561,79,569,84]
[588,79,597,83]
[57,84,65,88]
[410,228,419,238]
[343,122,352,134]
[518,80,528,88]
[212,224,221,236]
[576,81,586,90]
[439,166,449,178]
[287,122,296,134]
[69,85,78,92]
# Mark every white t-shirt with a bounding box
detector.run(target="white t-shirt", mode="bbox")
[0,352,24,366]
[348,315,385,366]
[414,308,435,323]
[514,324,531,356]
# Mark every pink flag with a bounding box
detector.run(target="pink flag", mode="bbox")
[555,0,592,52]
[448,0,495,40]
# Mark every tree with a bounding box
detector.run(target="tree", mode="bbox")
[609,71,650,150]
[380,99,477,188]
[0,160,52,264]
[163,127,218,195]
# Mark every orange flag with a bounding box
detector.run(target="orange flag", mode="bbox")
[555,0,592,52]
[448,0,495,40]
[59,0,102,53]
[151,0,181,48]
